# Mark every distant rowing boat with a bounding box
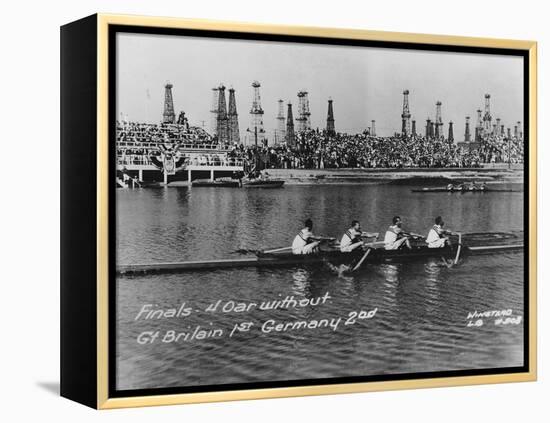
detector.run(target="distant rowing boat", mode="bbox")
[411,186,520,193]
[117,231,523,275]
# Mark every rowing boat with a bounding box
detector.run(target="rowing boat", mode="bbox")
[411,186,520,193]
[117,232,523,275]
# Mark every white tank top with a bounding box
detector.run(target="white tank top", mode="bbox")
[292,228,312,250]
[426,225,442,244]
[384,227,398,245]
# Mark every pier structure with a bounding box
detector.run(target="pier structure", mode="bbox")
[296,91,311,132]
[117,140,244,185]
[401,90,411,136]
[275,99,286,144]
[286,102,295,146]
[326,98,335,135]
[247,81,266,146]
[227,88,240,144]
[163,82,176,124]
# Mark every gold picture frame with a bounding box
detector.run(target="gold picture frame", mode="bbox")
[61,13,537,409]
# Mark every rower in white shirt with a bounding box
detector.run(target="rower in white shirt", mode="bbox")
[339,220,379,252]
[426,216,452,248]
[292,219,326,255]
[384,216,412,250]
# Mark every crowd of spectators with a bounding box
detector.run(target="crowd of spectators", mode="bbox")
[116,121,524,170]
[230,129,524,170]
[116,121,212,145]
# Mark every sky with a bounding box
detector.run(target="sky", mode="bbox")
[116,32,524,138]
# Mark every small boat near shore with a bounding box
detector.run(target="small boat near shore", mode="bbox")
[242,179,285,188]
[191,178,240,188]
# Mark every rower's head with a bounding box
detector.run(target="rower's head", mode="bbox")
[435,216,444,227]
[351,220,360,230]
[392,216,402,227]
[304,218,313,230]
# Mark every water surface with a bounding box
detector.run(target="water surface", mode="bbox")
[116,184,524,390]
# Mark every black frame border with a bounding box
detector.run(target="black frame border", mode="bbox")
[107,24,530,399]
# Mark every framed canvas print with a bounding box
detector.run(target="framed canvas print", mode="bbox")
[60,14,537,409]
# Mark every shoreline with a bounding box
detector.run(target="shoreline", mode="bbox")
[161,165,524,187]
[261,166,524,185]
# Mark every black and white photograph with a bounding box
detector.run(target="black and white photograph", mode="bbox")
[113,28,528,394]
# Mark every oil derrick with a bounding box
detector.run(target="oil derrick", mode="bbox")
[276,99,286,144]
[517,121,522,139]
[216,85,229,144]
[475,109,483,142]
[326,98,335,135]
[371,120,376,137]
[507,127,512,139]
[501,125,505,136]
[514,124,518,138]
[401,90,411,136]
[434,101,443,139]
[163,82,176,124]
[430,121,435,139]
[210,87,219,136]
[482,94,492,135]
[425,118,432,138]
[411,120,416,136]
[464,116,471,142]
[227,88,240,144]
[495,118,501,136]
[285,102,295,146]
[296,91,311,132]
[448,121,454,144]
[248,81,265,146]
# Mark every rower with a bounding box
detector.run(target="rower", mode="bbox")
[384,216,412,250]
[426,216,452,248]
[291,218,322,255]
[340,220,379,252]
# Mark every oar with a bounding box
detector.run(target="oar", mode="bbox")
[453,232,463,265]
[263,246,293,254]
[352,248,372,272]
[351,240,386,271]
[440,231,462,267]
[316,236,336,242]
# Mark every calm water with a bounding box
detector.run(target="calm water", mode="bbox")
[116,184,524,391]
